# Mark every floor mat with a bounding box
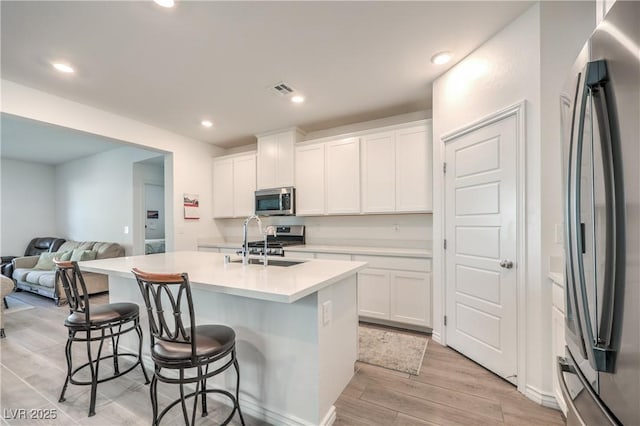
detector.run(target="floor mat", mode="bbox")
[358,325,428,375]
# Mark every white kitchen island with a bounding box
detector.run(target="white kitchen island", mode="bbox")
[80,251,366,426]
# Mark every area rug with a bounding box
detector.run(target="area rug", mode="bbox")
[358,325,428,375]
[3,295,35,313]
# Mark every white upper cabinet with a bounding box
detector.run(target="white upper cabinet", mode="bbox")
[326,137,360,214]
[213,157,234,218]
[256,128,303,189]
[395,124,432,212]
[361,122,432,213]
[361,132,396,213]
[233,154,257,217]
[295,142,326,215]
[212,152,256,218]
[295,137,360,215]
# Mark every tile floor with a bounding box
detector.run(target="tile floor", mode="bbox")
[0,291,565,425]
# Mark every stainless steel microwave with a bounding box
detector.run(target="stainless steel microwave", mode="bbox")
[255,187,295,216]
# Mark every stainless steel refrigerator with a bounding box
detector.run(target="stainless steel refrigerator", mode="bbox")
[558,2,639,425]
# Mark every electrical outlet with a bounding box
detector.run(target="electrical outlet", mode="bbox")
[322,301,332,326]
[123,226,129,234]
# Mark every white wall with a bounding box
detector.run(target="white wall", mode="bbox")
[55,146,162,254]
[215,214,432,249]
[0,159,58,255]
[432,0,595,406]
[1,80,226,251]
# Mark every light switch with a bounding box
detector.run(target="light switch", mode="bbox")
[322,301,332,326]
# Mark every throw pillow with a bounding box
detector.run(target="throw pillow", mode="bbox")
[34,252,59,270]
[70,249,98,262]
[56,251,72,261]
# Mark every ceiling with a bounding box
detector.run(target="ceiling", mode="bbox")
[1,1,533,156]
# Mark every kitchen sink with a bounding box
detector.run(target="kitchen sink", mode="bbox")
[230,258,306,267]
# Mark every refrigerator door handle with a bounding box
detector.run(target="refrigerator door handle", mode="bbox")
[564,71,588,360]
[585,59,624,372]
[570,65,599,367]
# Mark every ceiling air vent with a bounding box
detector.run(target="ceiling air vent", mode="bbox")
[271,82,295,96]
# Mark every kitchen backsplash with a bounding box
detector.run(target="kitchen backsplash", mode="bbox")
[215,214,432,249]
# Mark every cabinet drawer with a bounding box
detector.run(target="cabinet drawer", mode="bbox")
[316,253,351,261]
[352,255,430,272]
[284,250,315,259]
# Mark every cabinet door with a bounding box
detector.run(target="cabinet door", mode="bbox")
[326,137,360,214]
[233,154,256,217]
[361,132,396,213]
[277,132,295,187]
[357,268,390,320]
[295,143,326,215]
[395,125,432,212]
[257,134,279,189]
[389,271,431,327]
[551,306,567,414]
[212,158,234,218]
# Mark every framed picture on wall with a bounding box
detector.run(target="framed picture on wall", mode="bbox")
[183,193,200,219]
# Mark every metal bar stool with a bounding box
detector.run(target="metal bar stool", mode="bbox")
[131,268,245,426]
[55,260,150,416]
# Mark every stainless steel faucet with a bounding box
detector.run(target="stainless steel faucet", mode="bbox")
[241,215,265,265]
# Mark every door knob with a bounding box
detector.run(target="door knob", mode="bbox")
[500,259,514,269]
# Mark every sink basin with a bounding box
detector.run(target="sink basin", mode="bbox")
[230,258,306,267]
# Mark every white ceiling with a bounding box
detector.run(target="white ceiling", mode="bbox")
[0,113,132,165]
[1,1,533,155]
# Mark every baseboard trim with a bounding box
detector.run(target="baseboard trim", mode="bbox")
[525,384,561,411]
[139,352,333,425]
[431,330,442,345]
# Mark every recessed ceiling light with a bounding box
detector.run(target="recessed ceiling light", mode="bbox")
[201,120,213,128]
[52,62,75,73]
[431,51,452,65]
[154,0,175,8]
[291,95,305,104]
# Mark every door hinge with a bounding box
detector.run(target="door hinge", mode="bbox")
[443,162,447,173]
[444,315,448,326]
[443,239,447,250]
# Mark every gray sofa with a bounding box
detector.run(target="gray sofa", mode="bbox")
[12,241,125,304]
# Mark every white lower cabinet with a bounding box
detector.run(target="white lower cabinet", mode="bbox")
[389,271,431,327]
[355,255,432,329]
[551,277,567,414]
[357,269,391,320]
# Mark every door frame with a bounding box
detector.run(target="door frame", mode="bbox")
[439,100,527,393]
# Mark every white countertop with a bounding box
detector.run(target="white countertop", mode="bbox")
[80,251,367,304]
[198,239,432,258]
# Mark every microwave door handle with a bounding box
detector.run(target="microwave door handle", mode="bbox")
[586,60,624,372]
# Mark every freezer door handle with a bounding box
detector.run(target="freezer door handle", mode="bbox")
[557,356,586,426]
[558,352,621,425]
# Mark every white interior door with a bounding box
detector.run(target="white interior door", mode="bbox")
[444,114,518,382]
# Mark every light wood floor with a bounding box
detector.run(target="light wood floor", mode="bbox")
[1,291,565,425]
